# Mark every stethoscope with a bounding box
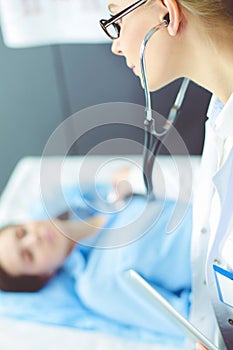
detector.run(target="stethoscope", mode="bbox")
[82,17,190,213]
[140,16,190,201]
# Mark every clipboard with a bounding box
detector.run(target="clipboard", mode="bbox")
[124,269,218,350]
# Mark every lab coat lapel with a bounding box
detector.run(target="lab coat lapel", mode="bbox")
[206,148,233,349]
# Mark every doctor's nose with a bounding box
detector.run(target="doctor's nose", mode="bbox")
[111,39,123,56]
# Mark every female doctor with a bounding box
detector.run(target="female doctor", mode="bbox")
[99,0,233,349]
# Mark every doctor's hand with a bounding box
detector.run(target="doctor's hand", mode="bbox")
[196,342,208,350]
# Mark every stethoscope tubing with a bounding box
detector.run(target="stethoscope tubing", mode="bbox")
[140,21,190,200]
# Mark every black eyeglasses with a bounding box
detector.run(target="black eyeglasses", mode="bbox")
[100,0,148,40]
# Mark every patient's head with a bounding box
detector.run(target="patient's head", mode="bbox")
[0,220,75,292]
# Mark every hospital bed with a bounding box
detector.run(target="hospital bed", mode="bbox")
[0,155,200,350]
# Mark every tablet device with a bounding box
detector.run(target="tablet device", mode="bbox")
[124,269,218,350]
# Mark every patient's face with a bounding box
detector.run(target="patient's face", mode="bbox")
[0,221,74,277]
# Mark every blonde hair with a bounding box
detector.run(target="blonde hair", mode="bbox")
[179,0,233,26]
[147,0,233,32]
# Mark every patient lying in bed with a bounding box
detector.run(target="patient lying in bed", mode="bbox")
[0,183,192,347]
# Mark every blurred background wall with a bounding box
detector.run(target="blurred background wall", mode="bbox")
[0,28,211,194]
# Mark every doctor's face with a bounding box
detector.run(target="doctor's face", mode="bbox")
[0,221,73,278]
[108,0,180,91]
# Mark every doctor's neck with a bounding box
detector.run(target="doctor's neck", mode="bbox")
[181,11,233,104]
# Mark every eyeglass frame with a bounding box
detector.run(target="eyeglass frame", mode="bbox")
[100,0,148,40]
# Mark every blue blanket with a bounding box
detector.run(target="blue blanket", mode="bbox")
[0,185,192,347]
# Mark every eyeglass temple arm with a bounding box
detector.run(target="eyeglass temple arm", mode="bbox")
[103,0,147,27]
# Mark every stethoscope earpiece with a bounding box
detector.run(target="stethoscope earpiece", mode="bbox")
[163,13,170,25]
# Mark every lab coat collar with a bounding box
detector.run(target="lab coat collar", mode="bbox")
[208,93,233,139]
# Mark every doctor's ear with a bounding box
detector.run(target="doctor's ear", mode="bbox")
[161,0,182,36]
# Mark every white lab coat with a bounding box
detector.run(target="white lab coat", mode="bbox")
[186,93,233,350]
[128,93,233,349]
